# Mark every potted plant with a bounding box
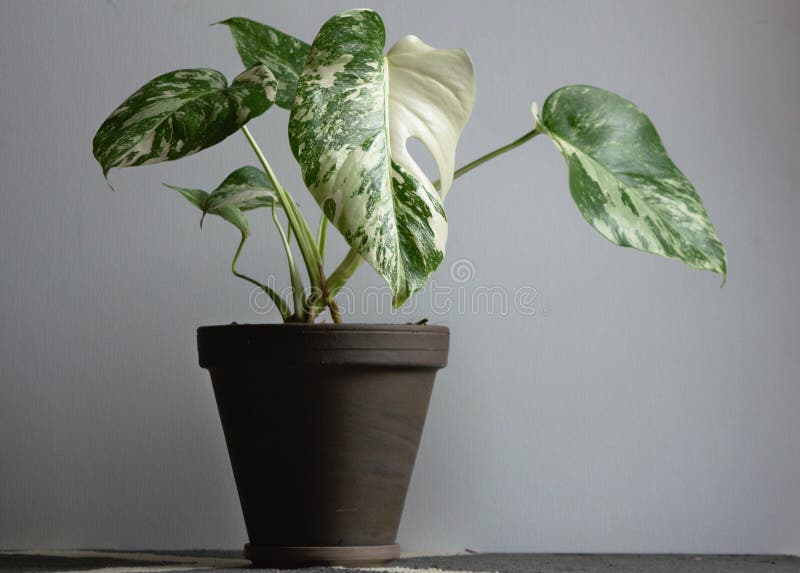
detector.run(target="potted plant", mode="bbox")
[92,8,726,568]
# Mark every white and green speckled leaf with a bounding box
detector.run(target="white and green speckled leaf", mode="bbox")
[93,65,278,177]
[288,9,475,306]
[165,166,277,236]
[165,184,250,235]
[169,186,207,210]
[537,85,727,278]
[202,165,277,212]
[218,17,310,110]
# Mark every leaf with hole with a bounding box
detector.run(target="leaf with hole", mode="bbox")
[288,9,475,305]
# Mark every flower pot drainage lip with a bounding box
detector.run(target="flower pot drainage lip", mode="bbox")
[244,542,400,567]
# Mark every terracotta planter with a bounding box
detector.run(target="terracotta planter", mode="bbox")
[197,323,449,568]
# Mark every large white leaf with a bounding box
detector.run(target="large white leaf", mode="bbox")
[288,9,475,305]
[386,35,476,200]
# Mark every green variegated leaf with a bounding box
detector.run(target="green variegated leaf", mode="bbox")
[206,205,250,235]
[289,9,475,306]
[166,184,250,235]
[93,65,278,177]
[536,85,727,278]
[170,186,207,210]
[202,166,277,212]
[165,166,278,235]
[218,17,310,109]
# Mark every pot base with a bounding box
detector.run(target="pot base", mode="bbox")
[244,543,400,568]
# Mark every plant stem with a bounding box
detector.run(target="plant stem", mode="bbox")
[316,213,328,260]
[271,204,305,321]
[231,232,291,321]
[241,126,322,290]
[432,128,540,191]
[327,246,363,298]
[328,299,342,324]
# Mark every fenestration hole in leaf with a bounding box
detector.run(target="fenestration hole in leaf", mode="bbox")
[406,137,440,189]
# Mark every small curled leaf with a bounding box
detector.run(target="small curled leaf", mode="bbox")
[165,166,279,236]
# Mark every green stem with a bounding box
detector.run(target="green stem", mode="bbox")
[241,126,322,290]
[317,213,328,260]
[327,246,363,298]
[271,204,305,321]
[231,232,291,321]
[328,299,342,324]
[432,128,540,191]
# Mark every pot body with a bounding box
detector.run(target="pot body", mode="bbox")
[197,323,449,568]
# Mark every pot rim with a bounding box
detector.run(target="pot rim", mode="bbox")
[198,322,448,333]
[197,322,449,369]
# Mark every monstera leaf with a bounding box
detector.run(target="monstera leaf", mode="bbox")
[289,9,475,305]
[165,166,278,235]
[536,85,727,278]
[218,17,310,109]
[93,65,278,177]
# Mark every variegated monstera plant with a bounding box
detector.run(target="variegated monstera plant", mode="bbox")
[93,8,726,323]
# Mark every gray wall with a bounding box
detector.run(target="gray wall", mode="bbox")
[1,0,798,554]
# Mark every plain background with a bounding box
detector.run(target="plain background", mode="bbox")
[1,0,798,555]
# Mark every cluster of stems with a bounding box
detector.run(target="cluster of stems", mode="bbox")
[233,125,539,323]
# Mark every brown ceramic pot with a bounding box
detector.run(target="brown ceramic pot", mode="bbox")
[197,323,449,568]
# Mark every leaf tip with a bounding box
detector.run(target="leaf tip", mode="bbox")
[717,249,728,287]
[103,173,116,192]
[97,158,113,188]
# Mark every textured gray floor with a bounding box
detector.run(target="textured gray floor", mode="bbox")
[0,554,188,572]
[1,551,799,573]
[396,553,800,572]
